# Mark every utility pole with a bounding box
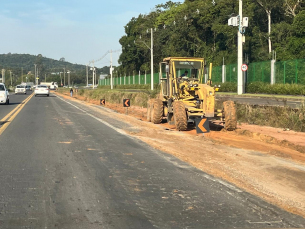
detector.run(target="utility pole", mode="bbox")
[1,69,5,84]
[34,64,37,85]
[237,0,244,95]
[60,72,62,86]
[21,67,23,83]
[45,74,46,82]
[86,65,88,87]
[68,71,70,87]
[110,50,113,90]
[63,68,66,86]
[92,60,95,89]
[10,71,12,86]
[151,28,154,91]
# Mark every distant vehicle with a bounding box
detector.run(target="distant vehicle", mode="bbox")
[26,85,32,91]
[0,83,9,104]
[39,82,58,90]
[15,85,27,94]
[35,85,50,97]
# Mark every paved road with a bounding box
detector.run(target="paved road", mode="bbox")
[0,91,33,120]
[0,93,304,228]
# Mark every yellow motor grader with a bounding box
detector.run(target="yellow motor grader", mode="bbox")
[147,57,237,131]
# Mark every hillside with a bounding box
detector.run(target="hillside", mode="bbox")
[0,53,111,86]
[0,53,85,74]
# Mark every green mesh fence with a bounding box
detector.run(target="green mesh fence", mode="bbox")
[226,64,238,83]
[99,59,305,87]
[247,61,271,83]
[275,59,305,84]
[211,65,222,83]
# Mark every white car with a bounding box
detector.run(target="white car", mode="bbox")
[15,85,27,94]
[0,83,9,104]
[34,85,50,97]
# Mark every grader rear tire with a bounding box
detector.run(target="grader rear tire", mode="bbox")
[173,101,188,131]
[147,99,155,122]
[223,101,237,131]
[152,99,163,124]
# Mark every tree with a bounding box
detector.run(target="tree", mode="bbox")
[285,0,303,17]
[255,0,284,53]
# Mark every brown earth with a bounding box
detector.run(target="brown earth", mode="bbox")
[55,91,305,218]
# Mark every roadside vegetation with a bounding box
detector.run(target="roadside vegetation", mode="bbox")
[216,82,305,95]
[58,87,305,132]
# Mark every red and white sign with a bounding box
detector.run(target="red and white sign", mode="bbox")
[241,64,248,72]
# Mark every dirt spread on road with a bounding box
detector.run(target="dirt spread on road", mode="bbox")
[55,91,305,218]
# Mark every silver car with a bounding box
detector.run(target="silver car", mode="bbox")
[15,85,27,94]
[34,85,50,97]
[0,83,9,104]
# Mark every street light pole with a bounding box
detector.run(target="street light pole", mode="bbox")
[237,0,244,95]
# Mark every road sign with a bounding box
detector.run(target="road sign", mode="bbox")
[100,99,105,105]
[36,77,39,79]
[241,64,248,72]
[195,118,210,134]
[123,99,130,107]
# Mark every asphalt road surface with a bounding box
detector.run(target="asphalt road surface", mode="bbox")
[0,92,304,228]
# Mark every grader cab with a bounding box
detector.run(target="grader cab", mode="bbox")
[147,57,237,131]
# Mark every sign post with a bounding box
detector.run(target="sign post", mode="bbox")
[123,99,130,115]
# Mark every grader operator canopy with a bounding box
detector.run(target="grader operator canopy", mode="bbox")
[161,57,205,82]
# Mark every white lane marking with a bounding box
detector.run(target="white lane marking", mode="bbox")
[55,95,128,136]
[56,95,244,194]
[201,174,243,193]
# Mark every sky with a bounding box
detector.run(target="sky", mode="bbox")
[0,0,170,68]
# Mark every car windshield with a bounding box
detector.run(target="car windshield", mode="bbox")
[17,85,25,88]
[38,85,47,88]
[0,85,5,91]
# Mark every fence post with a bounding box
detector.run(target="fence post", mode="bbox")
[145,70,147,85]
[271,60,276,84]
[139,71,141,85]
[222,64,226,83]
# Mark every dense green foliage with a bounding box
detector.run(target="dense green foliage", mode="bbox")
[117,0,305,75]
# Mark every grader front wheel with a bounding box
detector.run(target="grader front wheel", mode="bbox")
[223,101,237,131]
[173,101,188,131]
[152,99,163,124]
